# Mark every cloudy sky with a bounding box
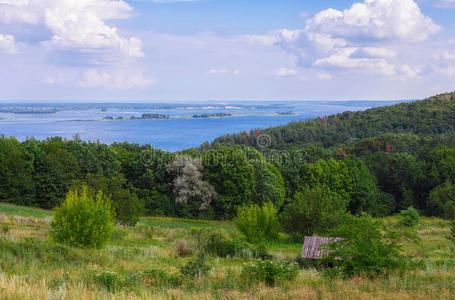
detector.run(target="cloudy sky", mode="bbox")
[0,0,454,101]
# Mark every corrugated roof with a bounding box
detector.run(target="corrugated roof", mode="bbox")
[301,236,344,259]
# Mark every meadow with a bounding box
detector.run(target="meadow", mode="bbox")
[0,203,455,300]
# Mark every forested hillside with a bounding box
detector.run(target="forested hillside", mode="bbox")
[1,91,455,227]
[210,92,455,150]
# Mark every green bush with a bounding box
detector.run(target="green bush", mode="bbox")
[95,271,122,291]
[180,254,211,277]
[321,214,413,278]
[50,186,115,249]
[280,187,348,237]
[205,230,236,257]
[399,207,420,227]
[234,202,279,243]
[240,260,298,286]
[447,219,455,243]
[143,268,182,287]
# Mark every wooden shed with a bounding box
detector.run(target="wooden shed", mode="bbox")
[301,236,343,259]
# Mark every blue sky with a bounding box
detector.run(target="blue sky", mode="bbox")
[0,0,454,101]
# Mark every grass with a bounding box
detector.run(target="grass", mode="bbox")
[0,202,51,218]
[1,203,455,299]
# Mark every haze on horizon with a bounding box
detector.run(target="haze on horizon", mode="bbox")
[0,0,454,102]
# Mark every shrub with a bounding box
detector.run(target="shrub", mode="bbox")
[234,202,279,243]
[321,214,413,278]
[428,181,455,219]
[280,187,348,237]
[112,189,143,226]
[175,240,193,257]
[205,230,236,257]
[240,260,298,286]
[447,219,455,243]
[95,271,122,291]
[143,268,182,287]
[50,186,115,249]
[180,254,211,277]
[399,207,420,227]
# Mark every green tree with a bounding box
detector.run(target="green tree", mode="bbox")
[280,187,348,237]
[0,136,35,205]
[428,181,455,219]
[76,174,144,226]
[204,145,256,219]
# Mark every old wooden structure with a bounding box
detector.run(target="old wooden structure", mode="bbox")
[301,236,343,259]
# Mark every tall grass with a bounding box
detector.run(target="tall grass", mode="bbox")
[0,204,455,299]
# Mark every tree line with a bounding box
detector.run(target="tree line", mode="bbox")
[1,91,455,228]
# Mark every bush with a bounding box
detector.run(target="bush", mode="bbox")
[399,207,420,227]
[281,187,348,237]
[447,219,455,243]
[180,254,211,277]
[143,268,182,287]
[50,186,115,249]
[95,271,122,291]
[240,260,298,286]
[205,230,236,257]
[234,202,279,243]
[175,240,193,257]
[321,214,413,278]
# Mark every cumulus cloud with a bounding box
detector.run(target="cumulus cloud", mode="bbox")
[306,0,441,42]
[0,34,17,54]
[246,0,440,79]
[79,69,154,89]
[0,0,144,58]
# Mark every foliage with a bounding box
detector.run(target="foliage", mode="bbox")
[321,214,413,278]
[250,159,285,209]
[179,254,211,277]
[400,207,420,227]
[212,92,455,150]
[240,260,299,286]
[447,219,455,244]
[280,187,348,237]
[77,174,144,226]
[166,155,217,215]
[234,202,279,243]
[50,186,115,248]
[204,229,236,257]
[203,145,256,219]
[95,271,122,291]
[428,181,455,219]
[0,136,35,205]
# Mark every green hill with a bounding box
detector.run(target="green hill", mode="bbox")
[210,92,455,150]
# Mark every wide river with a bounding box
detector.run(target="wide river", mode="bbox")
[0,101,406,152]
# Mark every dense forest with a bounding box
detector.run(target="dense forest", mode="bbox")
[1,92,455,231]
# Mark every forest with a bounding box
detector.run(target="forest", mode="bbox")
[1,92,455,227]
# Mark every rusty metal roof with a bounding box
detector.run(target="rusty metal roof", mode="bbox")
[301,236,344,259]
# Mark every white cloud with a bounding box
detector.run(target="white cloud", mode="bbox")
[306,0,441,42]
[314,47,396,76]
[271,68,297,77]
[79,69,154,89]
[0,0,143,58]
[246,0,440,80]
[0,34,17,54]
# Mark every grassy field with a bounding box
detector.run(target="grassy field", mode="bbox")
[0,203,455,299]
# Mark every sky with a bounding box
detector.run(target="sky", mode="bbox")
[0,0,454,102]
